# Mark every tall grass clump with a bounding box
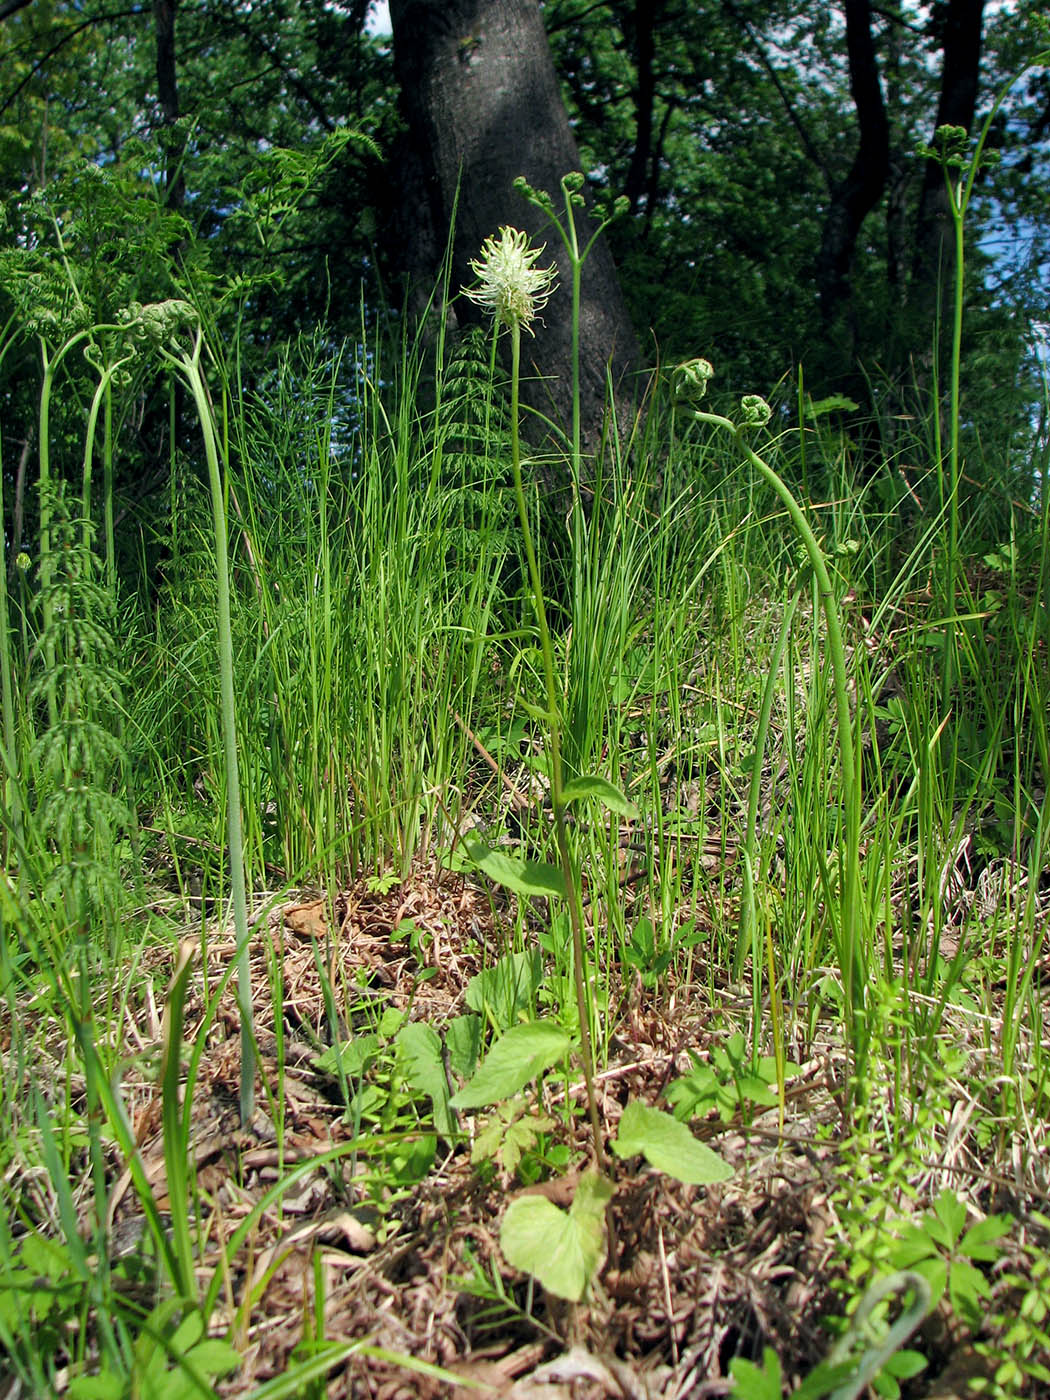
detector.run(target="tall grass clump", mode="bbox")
[0,121,1048,1393]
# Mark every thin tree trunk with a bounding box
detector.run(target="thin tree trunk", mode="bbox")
[816,0,889,349]
[153,0,184,210]
[623,0,663,216]
[389,0,640,465]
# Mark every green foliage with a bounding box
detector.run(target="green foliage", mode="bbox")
[465,840,568,901]
[885,1190,1012,1327]
[499,1171,614,1302]
[730,1347,854,1400]
[28,498,131,932]
[470,1096,557,1176]
[0,55,1046,1386]
[68,1303,241,1400]
[974,1214,1050,1397]
[610,1101,731,1186]
[665,1032,801,1125]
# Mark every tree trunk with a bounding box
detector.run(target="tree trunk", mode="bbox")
[153,0,184,210]
[815,0,889,350]
[623,0,664,217]
[909,0,986,325]
[389,0,640,463]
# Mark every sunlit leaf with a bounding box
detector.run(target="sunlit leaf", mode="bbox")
[467,841,567,900]
[560,775,639,819]
[396,1022,454,1137]
[500,1171,614,1300]
[611,1101,732,1185]
[450,1021,570,1109]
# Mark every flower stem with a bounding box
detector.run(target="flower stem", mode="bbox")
[172,332,256,1126]
[696,411,863,1083]
[508,322,605,1169]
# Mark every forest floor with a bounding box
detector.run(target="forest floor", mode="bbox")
[57,863,1048,1400]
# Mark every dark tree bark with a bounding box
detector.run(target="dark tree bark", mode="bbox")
[623,0,664,216]
[153,0,184,209]
[816,0,889,345]
[388,0,640,460]
[910,0,986,305]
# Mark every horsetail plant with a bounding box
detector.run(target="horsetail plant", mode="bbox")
[126,298,258,1125]
[673,360,865,1099]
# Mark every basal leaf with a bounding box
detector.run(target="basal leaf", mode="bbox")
[570,1169,616,1223]
[447,1013,482,1080]
[560,775,639,820]
[735,1074,778,1106]
[314,1034,379,1078]
[396,1022,454,1137]
[465,948,542,1030]
[450,1021,570,1110]
[467,841,567,900]
[611,1101,732,1185]
[884,1349,928,1381]
[500,1171,613,1301]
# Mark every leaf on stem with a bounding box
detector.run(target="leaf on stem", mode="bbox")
[611,1101,732,1185]
[560,774,639,820]
[450,1021,570,1109]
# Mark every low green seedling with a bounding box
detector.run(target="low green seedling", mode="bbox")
[68,1302,240,1400]
[730,1347,854,1400]
[393,915,433,962]
[622,916,673,987]
[665,1032,801,1125]
[872,1188,1012,1327]
[470,1095,557,1175]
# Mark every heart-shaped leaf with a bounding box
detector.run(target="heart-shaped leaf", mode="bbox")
[500,1171,614,1300]
[611,1101,732,1185]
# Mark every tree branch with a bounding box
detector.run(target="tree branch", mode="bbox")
[0,0,35,23]
[0,7,143,121]
[724,0,831,192]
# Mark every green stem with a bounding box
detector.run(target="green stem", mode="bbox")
[103,375,116,597]
[943,175,965,705]
[81,354,133,555]
[36,323,127,725]
[0,428,22,866]
[170,332,256,1125]
[508,322,605,1169]
[696,411,863,1079]
[38,342,58,729]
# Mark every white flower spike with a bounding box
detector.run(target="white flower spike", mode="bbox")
[464,226,558,335]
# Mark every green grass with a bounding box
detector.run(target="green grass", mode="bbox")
[1,247,1049,1394]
